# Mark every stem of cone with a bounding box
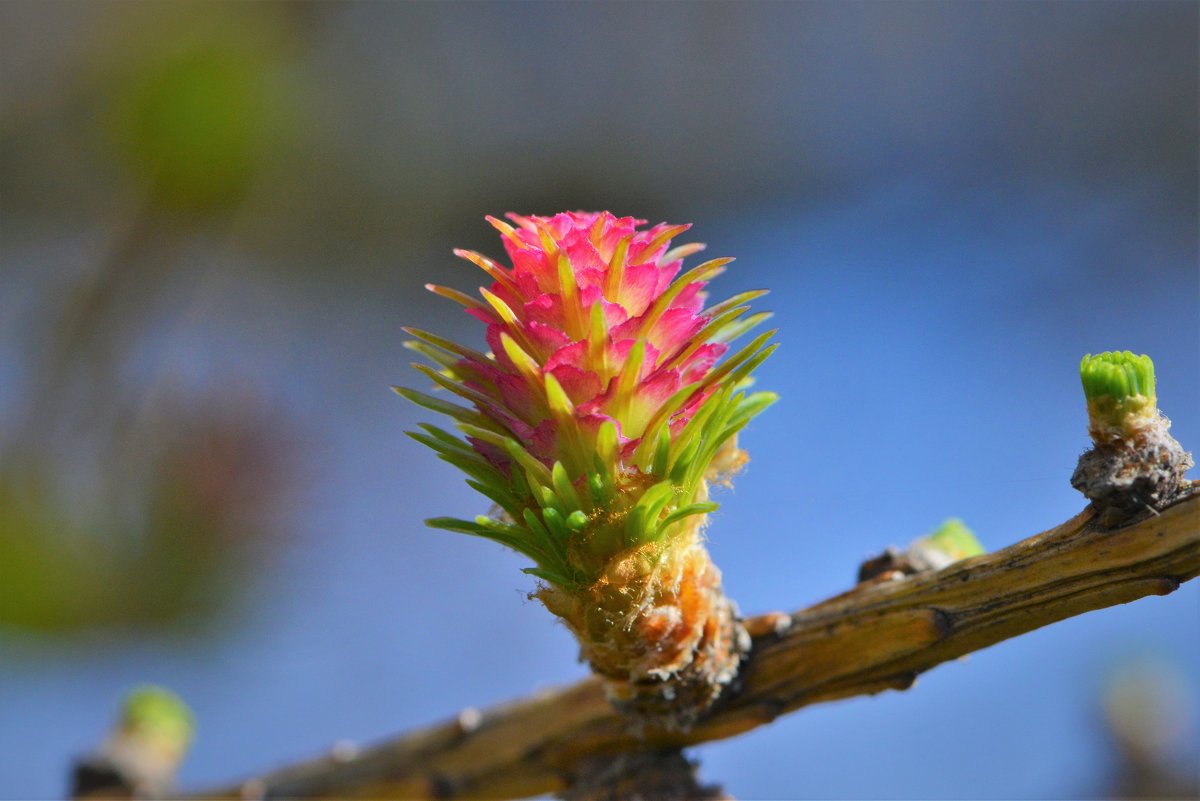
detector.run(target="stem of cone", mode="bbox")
[537,512,748,730]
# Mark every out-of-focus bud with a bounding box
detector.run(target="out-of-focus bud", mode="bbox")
[72,685,194,799]
[858,518,985,582]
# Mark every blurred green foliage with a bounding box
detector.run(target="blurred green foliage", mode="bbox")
[0,7,307,637]
[103,8,298,212]
[0,407,291,634]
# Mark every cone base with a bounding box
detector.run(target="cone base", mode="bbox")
[538,526,748,730]
[602,583,749,730]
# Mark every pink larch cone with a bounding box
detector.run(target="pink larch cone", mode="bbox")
[401,212,776,727]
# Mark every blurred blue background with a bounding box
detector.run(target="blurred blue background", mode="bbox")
[1,2,1197,798]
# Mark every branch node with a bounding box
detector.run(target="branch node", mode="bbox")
[1072,421,1194,528]
[240,778,267,801]
[330,740,359,763]
[429,773,457,801]
[752,697,786,724]
[561,750,729,801]
[457,707,483,734]
[743,611,792,639]
[931,607,955,637]
[1153,576,1181,596]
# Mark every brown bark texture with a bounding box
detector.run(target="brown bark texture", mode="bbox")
[186,490,1199,801]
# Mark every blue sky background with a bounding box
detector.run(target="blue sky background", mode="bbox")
[1,2,1196,798]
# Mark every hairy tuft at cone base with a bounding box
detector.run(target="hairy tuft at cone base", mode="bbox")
[400,212,776,726]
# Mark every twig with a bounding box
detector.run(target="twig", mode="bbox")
[186,491,1199,800]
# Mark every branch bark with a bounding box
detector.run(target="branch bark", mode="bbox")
[191,492,1199,800]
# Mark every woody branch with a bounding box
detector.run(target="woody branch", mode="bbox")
[184,490,1198,801]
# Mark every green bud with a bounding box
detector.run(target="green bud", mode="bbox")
[1081,351,1155,404]
[1080,352,1159,442]
[918,518,985,562]
[120,685,195,757]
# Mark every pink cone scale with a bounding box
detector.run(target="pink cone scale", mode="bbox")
[401,212,775,588]
[400,212,776,725]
